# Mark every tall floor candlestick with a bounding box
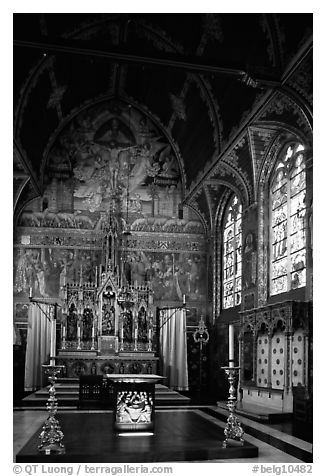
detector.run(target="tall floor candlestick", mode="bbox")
[221,365,244,447]
[38,365,65,454]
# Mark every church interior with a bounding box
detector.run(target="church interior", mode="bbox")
[13,12,313,463]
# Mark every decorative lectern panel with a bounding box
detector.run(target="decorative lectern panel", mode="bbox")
[107,374,163,433]
[115,383,154,431]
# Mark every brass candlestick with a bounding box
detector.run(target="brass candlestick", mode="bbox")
[220,366,244,447]
[38,365,66,455]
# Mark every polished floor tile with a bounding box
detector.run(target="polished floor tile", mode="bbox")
[13,408,312,464]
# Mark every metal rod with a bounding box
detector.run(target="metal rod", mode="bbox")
[158,305,186,329]
[13,38,277,83]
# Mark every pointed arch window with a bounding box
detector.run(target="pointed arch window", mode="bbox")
[223,195,242,308]
[270,142,306,295]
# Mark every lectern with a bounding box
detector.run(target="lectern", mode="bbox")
[106,374,164,434]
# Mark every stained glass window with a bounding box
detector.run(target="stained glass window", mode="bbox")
[223,195,242,308]
[270,143,306,295]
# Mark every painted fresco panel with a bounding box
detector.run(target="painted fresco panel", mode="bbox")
[14,247,101,298]
[45,103,182,217]
[14,100,207,309]
[123,250,206,302]
[14,246,206,303]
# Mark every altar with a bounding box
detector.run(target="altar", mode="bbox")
[56,212,158,379]
[106,374,165,434]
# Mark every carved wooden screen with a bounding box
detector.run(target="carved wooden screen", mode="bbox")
[223,195,242,308]
[270,143,306,295]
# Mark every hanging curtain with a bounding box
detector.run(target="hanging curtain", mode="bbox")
[24,304,51,391]
[160,308,188,391]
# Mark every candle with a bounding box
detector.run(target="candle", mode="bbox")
[148,328,152,340]
[135,328,138,340]
[121,327,124,339]
[183,294,186,305]
[92,325,95,338]
[50,313,56,366]
[229,324,234,367]
[29,287,33,299]
[62,325,66,339]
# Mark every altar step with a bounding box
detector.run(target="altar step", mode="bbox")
[21,378,191,407]
[217,401,292,423]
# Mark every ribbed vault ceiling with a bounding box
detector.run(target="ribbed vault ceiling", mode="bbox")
[13,13,312,229]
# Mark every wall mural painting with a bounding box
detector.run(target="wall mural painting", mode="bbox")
[123,251,206,302]
[15,102,207,306]
[14,247,206,303]
[46,103,181,218]
[14,247,101,298]
[14,303,29,346]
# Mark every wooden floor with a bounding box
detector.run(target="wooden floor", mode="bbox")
[16,410,258,463]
